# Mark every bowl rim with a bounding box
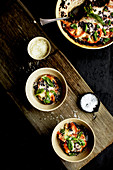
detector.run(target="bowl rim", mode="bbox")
[27,36,51,60]
[51,118,96,162]
[55,0,113,50]
[25,67,68,111]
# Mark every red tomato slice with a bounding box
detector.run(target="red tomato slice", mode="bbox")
[64,142,70,153]
[70,122,77,134]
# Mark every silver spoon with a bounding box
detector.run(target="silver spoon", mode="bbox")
[40,17,69,26]
[40,0,85,26]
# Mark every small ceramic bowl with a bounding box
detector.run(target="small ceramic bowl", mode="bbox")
[27,37,51,60]
[52,118,95,162]
[25,68,68,111]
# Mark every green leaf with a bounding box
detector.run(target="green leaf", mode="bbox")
[102,28,106,35]
[50,90,56,96]
[103,38,110,43]
[44,98,51,104]
[77,132,83,138]
[78,139,86,146]
[85,24,88,32]
[93,31,98,41]
[43,91,51,104]
[110,28,113,32]
[64,136,72,140]
[97,24,100,28]
[69,152,76,156]
[67,141,73,150]
[84,4,105,26]
[70,23,77,29]
[60,129,65,135]
[35,88,44,96]
[71,137,77,141]
[46,91,50,98]
[89,13,105,26]
[42,76,54,87]
[111,12,113,17]
[108,20,111,25]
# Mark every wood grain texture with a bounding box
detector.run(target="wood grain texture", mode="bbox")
[0,0,113,169]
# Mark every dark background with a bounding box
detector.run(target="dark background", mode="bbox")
[1,0,113,169]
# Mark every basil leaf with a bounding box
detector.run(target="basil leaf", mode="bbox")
[69,152,76,156]
[111,12,113,17]
[70,23,77,29]
[78,139,86,146]
[50,90,57,96]
[42,76,54,87]
[67,140,73,150]
[84,4,105,25]
[85,24,88,32]
[35,88,44,96]
[89,13,105,26]
[71,137,77,141]
[77,132,83,138]
[44,99,51,104]
[110,28,113,32]
[93,31,98,41]
[97,24,100,28]
[108,20,111,25]
[60,129,65,135]
[43,91,51,104]
[102,28,106,35]
[46,91,50,98]
[103,38,110,43]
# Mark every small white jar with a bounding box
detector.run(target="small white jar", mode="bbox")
[27,37,51,60]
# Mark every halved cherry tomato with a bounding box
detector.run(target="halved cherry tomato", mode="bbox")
[50,94,55,102]
[64,142,70,154]
[70,122,77,134]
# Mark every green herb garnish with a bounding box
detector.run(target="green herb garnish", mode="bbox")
[103,38,110,44]
[44,98,51,104]
[69,152,76,156]
[97,24,100,28]
[102,28,106,35]
[70,23,77,29]
[42,76,54,87]
[108,20,111,25]
[44,91,51,104]
[35,88,44,96]
[67,140,73,150]
[78,139,86,146]
[110,28,113,32]
[85,23,88,32]
[50,90,56,96]
[111,12,113,17]
[84,4,105,26]
[93,31,98,41]
[89,13,105,26]
[60,129,65,135]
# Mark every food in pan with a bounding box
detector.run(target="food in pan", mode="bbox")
[58,0,113,46]
[33,74,62,104]
[57,122,88,156]
[79,92,100,113]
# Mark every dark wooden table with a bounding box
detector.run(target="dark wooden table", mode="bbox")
[1,0,113,169]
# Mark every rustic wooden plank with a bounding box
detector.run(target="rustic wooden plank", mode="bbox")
[0,0,113,169]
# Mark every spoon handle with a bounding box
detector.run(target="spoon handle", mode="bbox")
[40,17,69,26]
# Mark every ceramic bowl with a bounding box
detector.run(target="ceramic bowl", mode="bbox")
[25,68,68,111]
[27,37,51,60]
[52,118,95,162]
[56,0,113,49]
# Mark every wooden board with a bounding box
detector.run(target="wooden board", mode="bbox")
[0,0,113,169]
